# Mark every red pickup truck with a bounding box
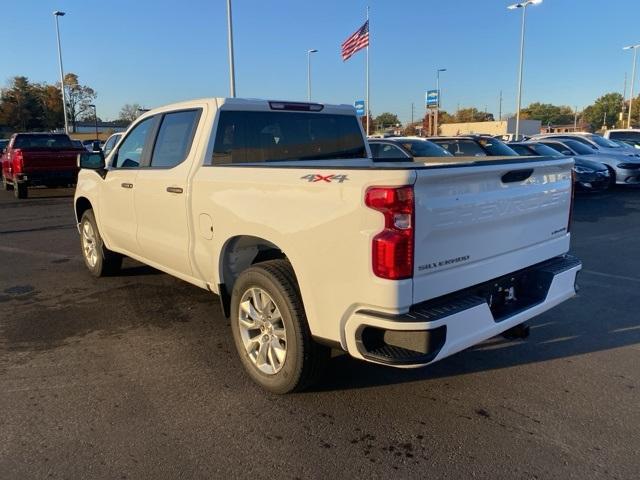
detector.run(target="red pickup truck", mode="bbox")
[1,132,84,199]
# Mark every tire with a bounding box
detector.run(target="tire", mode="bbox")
[606,167,616,190]
[230,259,330,394]
[14,182,27,199]
[2,176,13,191]
[79,209,122,277]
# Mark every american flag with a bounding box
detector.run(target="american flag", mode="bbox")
[341,20,369,61]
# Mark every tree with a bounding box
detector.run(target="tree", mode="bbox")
[374,112,400,129]
[0,76,44,131]
[118,103,143,123]
[582,93,623,131]
[454,107,492,123]
[627,95,640,128]
[520,102,574,126]
[63,73,97,132]
[33,83,64,131]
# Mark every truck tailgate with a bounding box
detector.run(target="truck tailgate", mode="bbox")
[412,157,573,305]
[21,149,80,174]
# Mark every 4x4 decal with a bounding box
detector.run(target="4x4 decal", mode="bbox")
[300,174,349,183]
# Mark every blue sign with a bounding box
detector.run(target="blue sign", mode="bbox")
[354,100,365,117]
[426,90,439,109]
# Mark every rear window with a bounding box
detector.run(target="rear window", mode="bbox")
[400,140,452,157]
[431,139,487,156]
[13,134,75,149]
[476,138,518,156]
[212,111,366,164]
[608,131,640,146]
[527,143,563,156]
[562,139,596,155]
[510,144,534,156]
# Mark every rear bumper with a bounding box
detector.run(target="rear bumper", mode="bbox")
[15,170,78,186]
[575,170,610,190]
[344,255,581,367]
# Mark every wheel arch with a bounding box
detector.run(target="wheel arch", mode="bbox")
[217,235,291,317]
[75,196,93,224]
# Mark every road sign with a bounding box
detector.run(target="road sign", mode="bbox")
[426,90,439,109]
[354,100,365,117]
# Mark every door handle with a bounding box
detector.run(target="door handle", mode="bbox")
[166,186,183,194]
[121,182,133,189]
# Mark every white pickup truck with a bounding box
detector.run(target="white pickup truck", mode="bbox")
[74,98,581,393]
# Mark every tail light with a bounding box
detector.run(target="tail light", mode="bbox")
[12,149,24,174]
[567,169,575,233]
[365,186,414,279]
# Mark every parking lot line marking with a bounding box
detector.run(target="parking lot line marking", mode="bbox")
[581,269,640,284]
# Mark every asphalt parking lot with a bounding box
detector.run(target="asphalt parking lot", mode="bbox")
[0,186,639,479]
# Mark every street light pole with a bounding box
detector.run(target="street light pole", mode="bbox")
[624,44,640,128]
[508,0,542,140]
[226,0,236,97]
[53,11,69,134]
[307,49,318,101]
[88,104,98,141]
[435,68,446,136]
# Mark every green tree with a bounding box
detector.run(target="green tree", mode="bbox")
[118,103,143,123]
[374,112,401,129]
[582,93,623,131]
[63,73,97,132]
[520,102,574,126]
[0,76,44,131]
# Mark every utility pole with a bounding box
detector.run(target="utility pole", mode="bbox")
[624,44,640,128]
[574,106,578,130]
[411,102,414,125]
[226,0,236,97]
[498,90,503,121]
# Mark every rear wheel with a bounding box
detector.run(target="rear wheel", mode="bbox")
[2,176,13,191]
[80,209,122,276]
[14,182,27,199]
[230,259,329,394]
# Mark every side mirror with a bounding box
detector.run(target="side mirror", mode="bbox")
[78,151,105,170]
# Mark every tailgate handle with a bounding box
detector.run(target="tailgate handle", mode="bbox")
[502,169,533,183]
[121,182,133,189]
[166,186,183,194]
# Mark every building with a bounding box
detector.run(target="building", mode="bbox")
[541,123,589,134]
[439,118,542,137]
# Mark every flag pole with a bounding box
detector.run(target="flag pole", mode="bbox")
[366,6,370,136]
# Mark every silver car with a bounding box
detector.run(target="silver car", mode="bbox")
[530,138,640,185]
[531,132,640,158]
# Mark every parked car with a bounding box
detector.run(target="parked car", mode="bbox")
[603,129,640,149]
[1,132,84,198]
[494,133,530,142]
[368,137,452,161]
[510,142,612,191]
[82,139,103,151]
[0,139,8,154]
[74,97,581,393]
[71,140,84,149]
[531,138,640,185]
[531,132,640,158]
[428,135,519,156]
[101,132,124,158]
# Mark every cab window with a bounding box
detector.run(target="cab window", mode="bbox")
[112,118,155,168]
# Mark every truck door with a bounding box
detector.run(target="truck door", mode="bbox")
[99,116,158,256]
[133,109,202,277]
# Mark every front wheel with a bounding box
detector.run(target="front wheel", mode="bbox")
[230,259,329,394]
[80,209,122,277]
[14,182,27,199]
